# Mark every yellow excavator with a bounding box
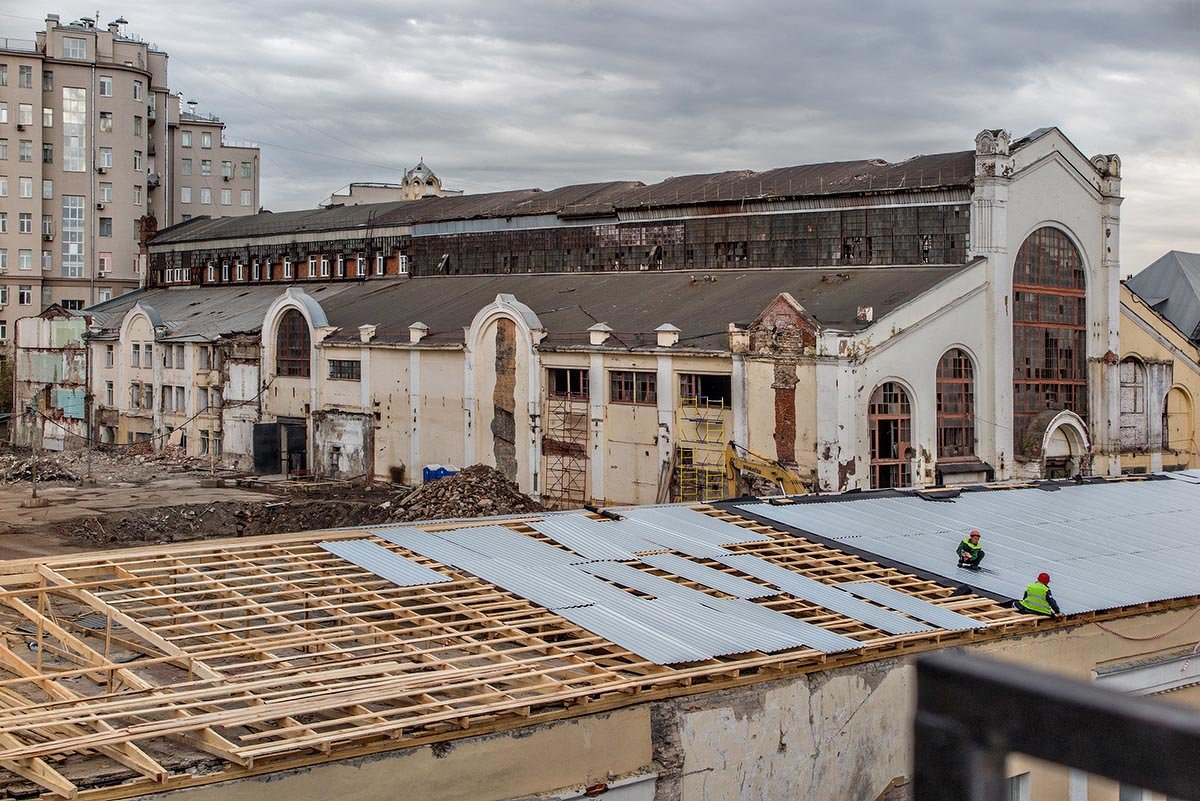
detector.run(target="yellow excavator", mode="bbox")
[724,441,809,498]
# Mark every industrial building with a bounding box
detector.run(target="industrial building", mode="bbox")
[0,12,260,322]
[0,474,1194,800]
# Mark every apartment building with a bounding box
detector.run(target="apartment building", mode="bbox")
[165,102,259,225]
[0,13,259,342]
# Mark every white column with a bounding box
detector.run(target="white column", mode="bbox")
[656,354,674,470]
[588,352,605,503]
[526,345,542,500]
[731,353,748,448]
[814,352,842,491]
[1068,769,1087,801]
[410,348,421,481]
[462,341,474,469]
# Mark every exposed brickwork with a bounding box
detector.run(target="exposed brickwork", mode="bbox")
[491,319,518,481]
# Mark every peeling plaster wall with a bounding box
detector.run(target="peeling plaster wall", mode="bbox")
[312,410,374,480]
[419,350,467,472]
[603,353,664,505]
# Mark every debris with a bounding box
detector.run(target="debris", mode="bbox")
[389,464,542,522]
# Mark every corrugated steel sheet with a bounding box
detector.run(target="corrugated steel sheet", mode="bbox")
[319,539,450,587]
[640,553,777,599]
[619,507,772,546]
[712,598,862,653]
[437,525,579,566]
[580,561,718,604]
[556,603,711,664]
[716,555,935,635]
[527,517,647,560]
[839,581,985,630]
[737,479,1200,615]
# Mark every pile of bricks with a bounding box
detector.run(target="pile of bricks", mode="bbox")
[391,464,543,522]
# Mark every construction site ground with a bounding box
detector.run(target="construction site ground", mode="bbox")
[0,447,542,559]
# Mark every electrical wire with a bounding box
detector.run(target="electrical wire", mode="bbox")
[1094,606,1200,641]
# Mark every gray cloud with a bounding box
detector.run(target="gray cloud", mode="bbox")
[26,1,1200,269]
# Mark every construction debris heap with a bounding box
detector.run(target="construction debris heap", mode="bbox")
[392,464,544,521]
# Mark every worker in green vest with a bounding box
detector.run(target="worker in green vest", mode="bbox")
[956,529,984,569]
[1015,573,1061,616]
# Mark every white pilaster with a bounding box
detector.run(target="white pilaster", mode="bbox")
[588,352,605,503]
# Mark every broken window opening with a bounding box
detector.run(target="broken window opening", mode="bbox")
[936,348,975,459]
[547,368,589,401]
[276,309,312,377]
[610,370,657,405]
[868,381,912,489]
[679,373,732,408]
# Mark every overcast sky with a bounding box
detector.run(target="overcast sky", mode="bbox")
[8,2,1199,271]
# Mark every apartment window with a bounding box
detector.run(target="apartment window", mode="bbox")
[398,254,410,275]
[99,217,112,237]
[18,65,32,88]
[0,103,6,123]
[41,250,51,269]
[61,196,84,277]
[98,286,111,302]
[62,88,86,171]
[0,286,6,305]
[181,214,191,222]
[240,189,251,206]
[133,150,142,170]
[133,116,142,136]
[200,187,211,205]
[0,321,6,342]
[307,256,317,277]
[99,147,112,168]
[283,257,293,278]
[610,371,658,405]
[181,158,192,175]
[18,104,33,125]
[200,131,212,148]
[41,70,52,91]
[252,260,261,281]
[0,177,6,196]
[130,343,141,367]
[220,188,231,205]
[375,253,386,275]
[132,80,143,101]
[221,160,232,178]
[240,161,252,179]
[61,299,82,311]
[98,252,111,274]
[142,384,153,410]
[200,159,211,176]
[105,380,114,406]
[18,249,32,270]
[548,368,590,401]
[355,255,366,277]
[18,212,32,233]
[181,130,192,147]
[41,214,52,236]
[18,176,32,197]
[276,309,311,377]
[99,181,112,202]
[221,261,230,281]
[679,373,732,407]
[205,262,215,282]
[18,140,31,162]
[42,179,52,198]
[0,139,6,159]
[329,359,362,381]
[320,256,330,277]
[43,107,53,128]
[0,64,5,86]
[17,285,31,305]
[236,261,244,281]
[336,254,345,277]
[133,185,142,205]
[104,343,114,367]
[63,37,87,59]
[180,186,191,203]
[98,75,112,96]
[0,214,6,233]
[41,143,53,163]
[144,343,154,366]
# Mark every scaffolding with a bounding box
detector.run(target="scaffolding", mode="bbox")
[674,396,728,502]
[542,395,589,509]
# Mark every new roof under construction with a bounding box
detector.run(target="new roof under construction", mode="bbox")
[0,477,1194,799]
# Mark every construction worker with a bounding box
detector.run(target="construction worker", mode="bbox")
[1015,573,1061,617]
[956,530,984,569]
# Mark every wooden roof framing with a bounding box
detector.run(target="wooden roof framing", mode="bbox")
[0,508,1079,798]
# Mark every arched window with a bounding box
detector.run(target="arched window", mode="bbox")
[869,381,912,488]
[937,349,975,458]
[1164,387,1193,455]
[276,309,311,377]
[1118,357,1146,449]
[1012,227,1087,440]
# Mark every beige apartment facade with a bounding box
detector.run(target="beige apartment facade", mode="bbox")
[166,106,260,225]
[0,13,259,345]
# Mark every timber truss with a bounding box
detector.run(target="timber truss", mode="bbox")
[0,508,1036,798]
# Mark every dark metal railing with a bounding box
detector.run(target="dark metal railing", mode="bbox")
[914,652,1200,801]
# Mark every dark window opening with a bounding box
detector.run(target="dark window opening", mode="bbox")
[869,381,912,488]
[328,359,361,381]
[276,309,311,377]
[547,368,589,401]
[610,370,657,405]
[936,349,975,459]
[679,373,732,408]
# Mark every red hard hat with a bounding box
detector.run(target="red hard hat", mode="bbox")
[1037,572,1050,584]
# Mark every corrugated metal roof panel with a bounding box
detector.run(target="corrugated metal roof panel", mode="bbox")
[527,517,647,560]
[839,581,985,630]
[716,554,935,635]
[711,598,863,654]
[619,507,773,546]
[373,527,489,566]
[640,553,777,599]
[437,525,580,566]
[319,539,451,587]
[737,479,1200,615]
[580,561,718,604]
[556,603,711,664]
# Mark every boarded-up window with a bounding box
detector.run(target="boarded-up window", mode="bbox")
[1164,387,1192,453]
[1118,357,1146,449]
[276,309,311,377]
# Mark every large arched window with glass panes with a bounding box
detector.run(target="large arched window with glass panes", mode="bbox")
[1012,227,1087,437]
[275,309,311,377]
[937,349,975,459]
[868,381,912,489]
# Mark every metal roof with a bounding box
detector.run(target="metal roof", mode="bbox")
[736,479,1200,615]
[639,553,777,599]
[618,506,773,546]
[318,539,450,587]
[1125,251,1200,340]
[840,581,985,631]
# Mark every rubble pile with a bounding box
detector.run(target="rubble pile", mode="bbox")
[0,455,80,484]
[391,464,543,522]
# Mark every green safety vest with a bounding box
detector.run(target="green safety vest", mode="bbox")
[960,538,982,554]
[1021,582,1053,615]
